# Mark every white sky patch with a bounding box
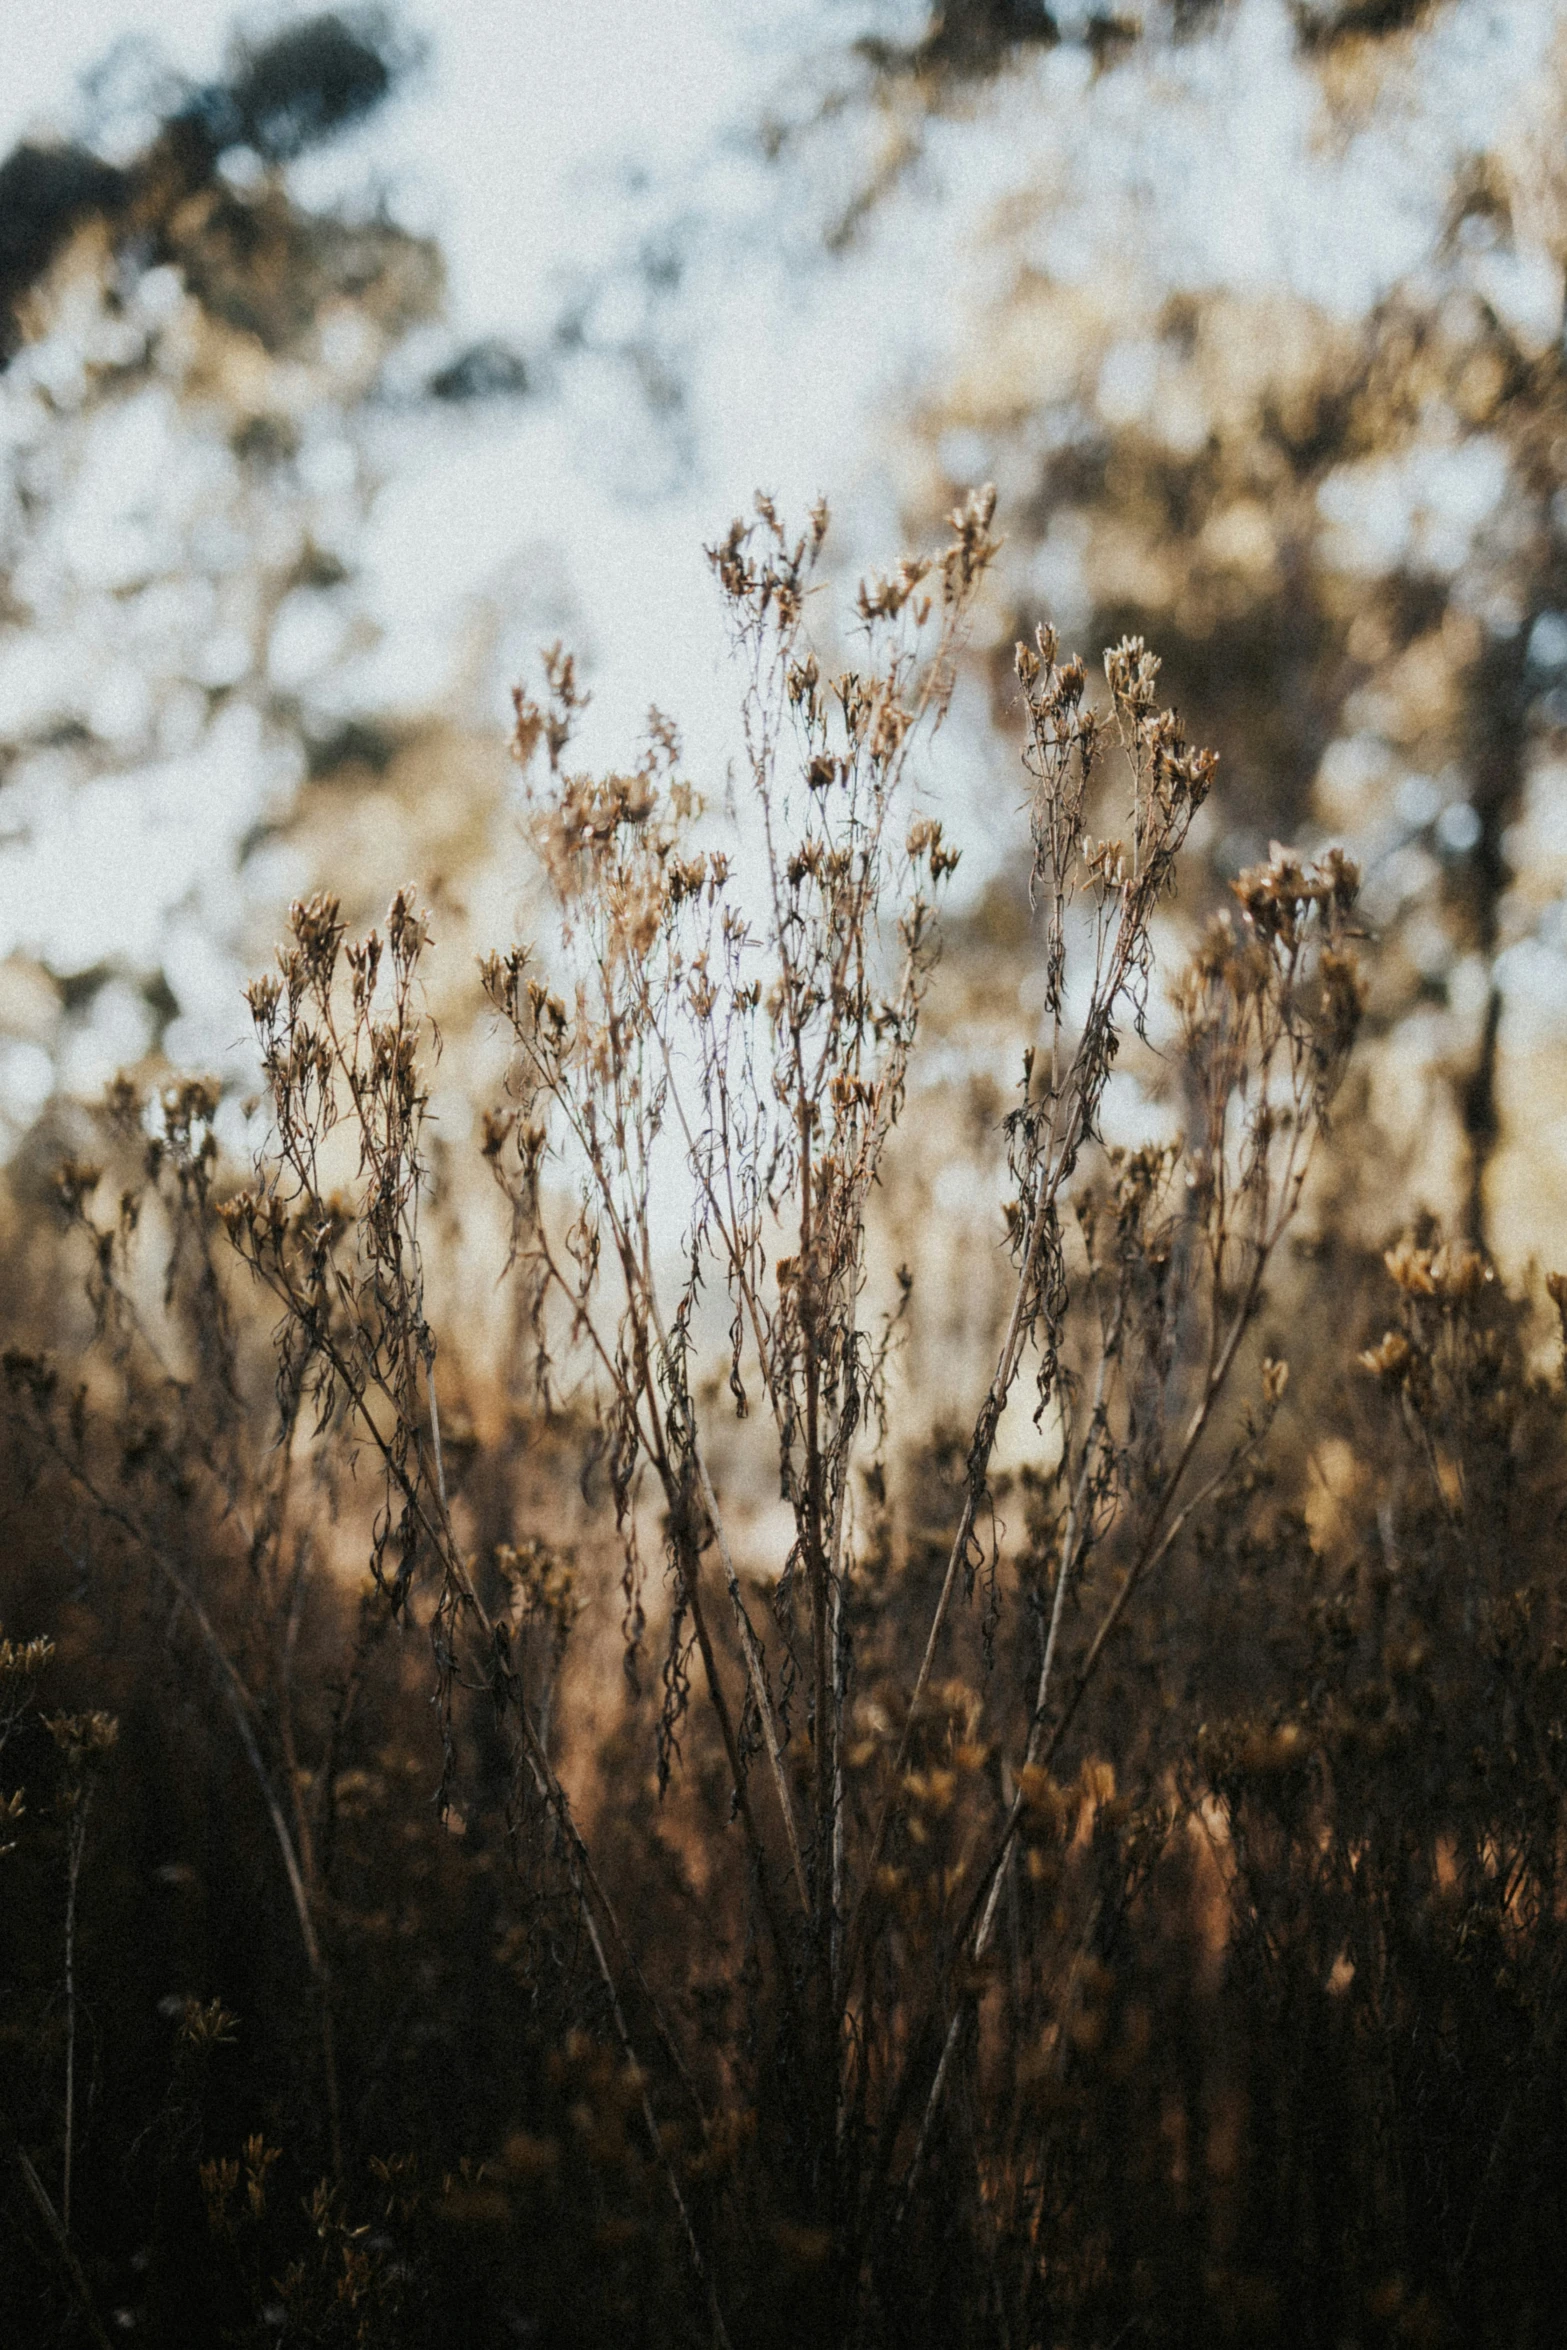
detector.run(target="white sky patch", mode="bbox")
[1317,438,1513,579]
[1498,936,1567,1048]
[0,703,279,969]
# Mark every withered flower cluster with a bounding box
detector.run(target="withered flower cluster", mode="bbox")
[3,496,1393,2347]
[438,497,1365,2326]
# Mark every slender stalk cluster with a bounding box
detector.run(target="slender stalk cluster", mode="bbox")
[12,493,1360,2340]
[464,498,1363,2321]
[38,497,1567,2350]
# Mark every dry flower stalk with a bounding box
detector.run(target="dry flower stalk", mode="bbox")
[89,490,1364,2335]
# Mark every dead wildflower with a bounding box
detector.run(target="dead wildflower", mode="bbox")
[45,1707,117,2235]
[0,1622,53,1736]
[0,496,1375,2344]
[201,2135,281,2237]
[1360,1329,1415,1384]
[2,986,433,2190]
[462,496,1366,2322]
[179,1994,240,2049]
[1352,1221,1518,1545]
[12,483,1567,2344]
[0,1623,52,1861]
[44,1709,119,1772]
[1384,1235,1491,1302]
[232,881,442,1613]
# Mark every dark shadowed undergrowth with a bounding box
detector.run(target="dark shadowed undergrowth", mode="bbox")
[3,498,1566,2349]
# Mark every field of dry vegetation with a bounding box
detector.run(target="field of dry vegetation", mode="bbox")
[4,484,1567,2349]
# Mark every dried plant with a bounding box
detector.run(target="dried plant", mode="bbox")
[44,1707,118,2237]
[200,490,1363,2335]
[15,492,1567,2350]
[3,1073,371,2181]
[0,1620,52,1858]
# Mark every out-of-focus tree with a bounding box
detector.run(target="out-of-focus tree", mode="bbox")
[842,0,1567,1256]
[0,10,529,1157]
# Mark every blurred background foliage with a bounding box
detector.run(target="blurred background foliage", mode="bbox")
[0,0,1564,1252]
